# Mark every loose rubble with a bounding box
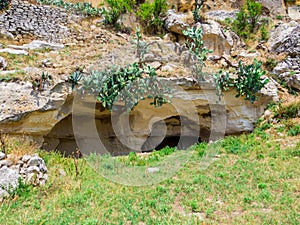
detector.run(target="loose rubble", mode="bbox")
[0,0,72,42]
[0,153,48,198]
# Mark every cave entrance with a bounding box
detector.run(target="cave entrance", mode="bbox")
[42,114,209,156]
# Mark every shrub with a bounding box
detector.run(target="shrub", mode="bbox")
[136,0,168,34]
[0,0,10,11]
[103,0,136,28]
[274,101,300,120]
[232,0,263,38]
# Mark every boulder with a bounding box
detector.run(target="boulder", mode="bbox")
[0,167,20,197]
[268,21,300,56]
[0,48,28,55]
[201,20,242,56]
[165,9,190,35]
[258,0,286,15]
[287,6,300,20]
[274,57,300,90]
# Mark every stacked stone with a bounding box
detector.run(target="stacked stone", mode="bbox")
[0,152,48,198]
[0,0,71,42]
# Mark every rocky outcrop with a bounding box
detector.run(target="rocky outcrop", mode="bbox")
[0,0,72,41]
[269,21,300,90]
[201,20,242,56]
[269,21,300,56]
[165,10,190,35]
[258,0,286,15]
[205,10,237,21]
[274,57,300,90]
[0,76,278,156]
[0,153,48,198]
[165,9,242,56]
[8,40,65,51]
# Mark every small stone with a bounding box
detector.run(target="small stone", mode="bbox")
[28,155,44,167]
[0,159,13,167]
[0,167,20,197]
[39,163,47,173]
[146,167,160,173]
[27,166,40,173]
[59,169,66,176]
[39,179,46,186]
[0,152,5,160]
[22,154,31,163]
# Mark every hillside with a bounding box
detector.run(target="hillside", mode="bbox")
[0,0,299,224]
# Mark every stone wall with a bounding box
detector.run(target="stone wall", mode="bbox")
[0,0,73,41]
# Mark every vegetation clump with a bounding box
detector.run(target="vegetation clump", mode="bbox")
[80,29,169,111]
[0,0,11,11]
[225,0,268,40]
[136,0,168,34]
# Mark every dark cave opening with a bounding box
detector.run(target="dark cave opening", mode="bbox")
[42,113,209,156]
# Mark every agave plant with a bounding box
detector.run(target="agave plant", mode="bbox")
[68,70,83,90]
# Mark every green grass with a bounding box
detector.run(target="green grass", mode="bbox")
[0,130,299,224]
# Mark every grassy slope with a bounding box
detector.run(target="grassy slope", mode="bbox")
[0,127,299,225]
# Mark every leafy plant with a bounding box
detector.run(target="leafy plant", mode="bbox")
[68,69,83,90]
[80,29,170,111]
[234,59,269,103]
[213,71,233,99]
[183,27,212,81]
[137,0,168,34]
[273,101,300,120]
[32,71,52,92]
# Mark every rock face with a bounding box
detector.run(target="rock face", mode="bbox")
[0,153,48,198]
[274,57,300,90]
[165,10,242,56]
[201,20,242,56]
[0,0,72,41]
[205,10,238,21]
[269,21,300,56]
[269,21,300,90]
[0,76,278,156]
[258,0,286,15]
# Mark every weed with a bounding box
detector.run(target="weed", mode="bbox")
[287,125,300,136]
